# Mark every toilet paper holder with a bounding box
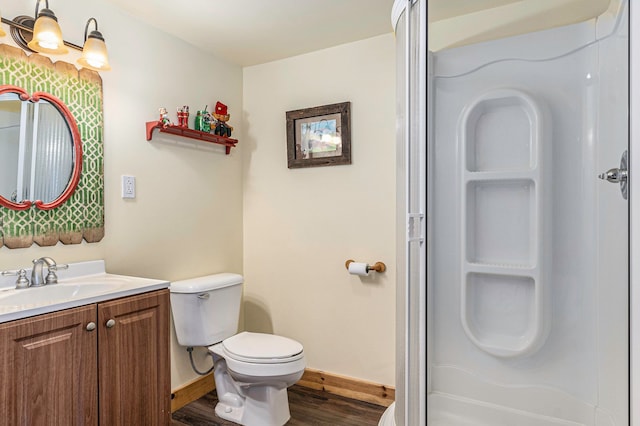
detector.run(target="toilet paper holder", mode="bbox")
[345,259,386,273]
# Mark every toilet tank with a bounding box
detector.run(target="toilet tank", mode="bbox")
[169,273,243,347]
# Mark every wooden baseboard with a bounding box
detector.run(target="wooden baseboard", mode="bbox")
[170,373,215,413]
[170,368,395,412]
[297,368,395,407]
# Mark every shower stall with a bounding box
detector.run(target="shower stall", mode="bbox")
[391,0,638,424]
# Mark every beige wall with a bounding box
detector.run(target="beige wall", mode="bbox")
[242,34,396,386]
[0,0,243,389]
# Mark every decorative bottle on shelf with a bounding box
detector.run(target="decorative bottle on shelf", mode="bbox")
[194,110,203,131]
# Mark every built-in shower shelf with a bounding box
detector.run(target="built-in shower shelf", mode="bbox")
[460,89,548,359]
[466,263,536,272]
[466,170,536,181]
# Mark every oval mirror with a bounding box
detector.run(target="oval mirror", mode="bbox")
[0,85,82,210]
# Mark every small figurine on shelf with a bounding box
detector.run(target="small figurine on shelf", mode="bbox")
[203,110,214,133]
[177,105,189,128]
[159,107,172,128]
[213,101,233,138]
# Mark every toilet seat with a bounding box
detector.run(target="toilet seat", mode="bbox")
[222,332,304,364]
[209,332,306,378]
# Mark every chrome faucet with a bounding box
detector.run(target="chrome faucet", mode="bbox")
[31,257,58,287]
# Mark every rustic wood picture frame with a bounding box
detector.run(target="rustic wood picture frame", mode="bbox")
[286,102,351,168]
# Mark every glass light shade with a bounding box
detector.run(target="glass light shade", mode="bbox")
[77,36,111,71]
[27,13,68,54]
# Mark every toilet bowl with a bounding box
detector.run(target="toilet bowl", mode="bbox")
[209,331,305,425]
[169,273,306,426]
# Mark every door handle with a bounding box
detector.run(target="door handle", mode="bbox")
[599,168,627,183]
[598,150,628,200]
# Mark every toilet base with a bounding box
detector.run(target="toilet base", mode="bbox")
[214,386,291,426]
[210,353,297,426]
[215,400,245,424]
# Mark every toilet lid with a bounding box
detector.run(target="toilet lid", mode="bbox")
[222,332,303,364]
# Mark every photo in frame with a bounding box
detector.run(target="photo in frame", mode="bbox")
[286,102,351,168]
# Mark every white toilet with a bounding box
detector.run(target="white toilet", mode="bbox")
[169,273,305,426]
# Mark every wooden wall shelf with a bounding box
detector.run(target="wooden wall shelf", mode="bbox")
[145,121,238,155]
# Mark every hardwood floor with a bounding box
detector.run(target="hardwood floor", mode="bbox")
[171,385,386,425]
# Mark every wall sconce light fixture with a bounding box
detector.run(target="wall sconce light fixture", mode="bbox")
[0,10,7,37]
[0,0,111,71]
[77,18,110,71]
[27,0,67,54]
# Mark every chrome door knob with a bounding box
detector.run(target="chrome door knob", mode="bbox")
[86,322,96,331]
[598,151,628,200]
[598,168,627,183]
[105,319,116,328]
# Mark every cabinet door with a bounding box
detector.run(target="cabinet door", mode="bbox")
[0,305,98,426]
[98,289,170,425]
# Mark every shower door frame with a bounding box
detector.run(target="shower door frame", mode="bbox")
[630,2,640,424]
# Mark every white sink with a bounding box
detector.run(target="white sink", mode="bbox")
[0,282,121,307]
[0,260,169,323]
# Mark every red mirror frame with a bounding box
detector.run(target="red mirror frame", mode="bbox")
[0,85,82,211]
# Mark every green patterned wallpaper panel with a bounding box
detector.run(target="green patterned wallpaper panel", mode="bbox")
[0,44,104,249]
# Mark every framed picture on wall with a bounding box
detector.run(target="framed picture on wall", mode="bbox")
[286,102,351,168]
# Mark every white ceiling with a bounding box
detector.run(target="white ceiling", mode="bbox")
[104,0,396,67]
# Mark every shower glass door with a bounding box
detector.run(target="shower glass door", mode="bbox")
[427,1,629,424]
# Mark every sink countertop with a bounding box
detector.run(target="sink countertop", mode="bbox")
[0,260,169,323]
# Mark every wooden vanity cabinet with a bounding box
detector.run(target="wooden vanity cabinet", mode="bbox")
[98,289,170,425]
[0,289,170,426]
[0,304,98,425]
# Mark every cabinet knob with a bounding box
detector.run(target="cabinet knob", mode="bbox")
[86,322,96,331]
[105,319,116,328]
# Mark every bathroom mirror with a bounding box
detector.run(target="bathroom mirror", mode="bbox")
[0,44,104,248]
[0,85,82,211]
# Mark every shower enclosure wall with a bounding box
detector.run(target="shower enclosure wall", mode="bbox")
[401,0,630,424]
